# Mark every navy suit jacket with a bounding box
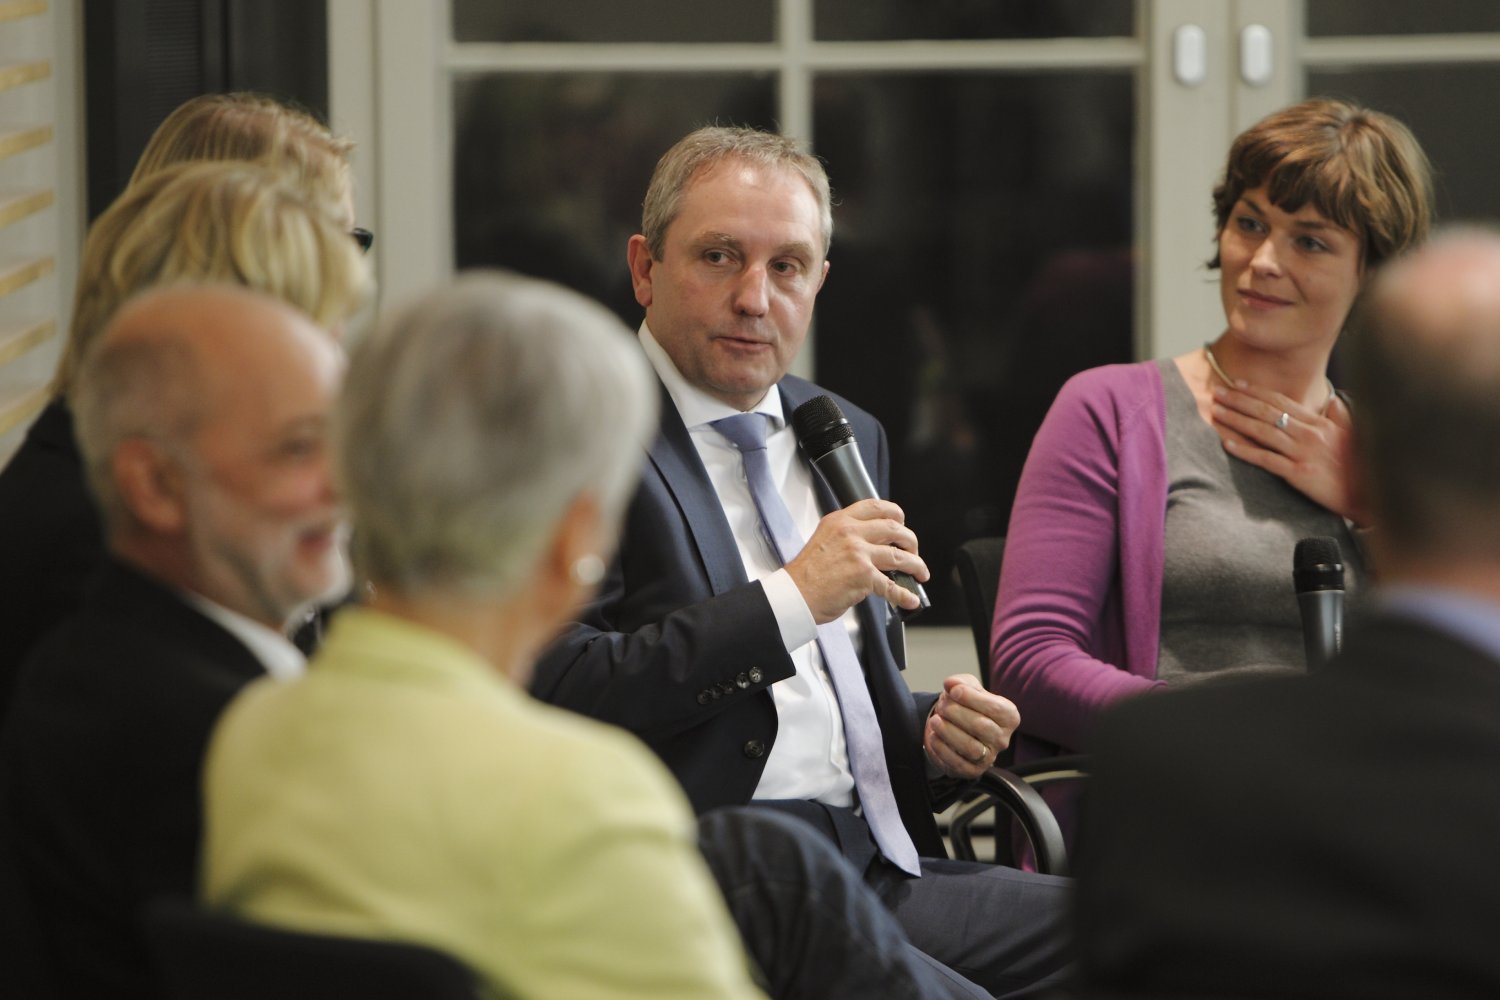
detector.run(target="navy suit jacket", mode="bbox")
[1077,609,1500,997]
[532,373,949,864]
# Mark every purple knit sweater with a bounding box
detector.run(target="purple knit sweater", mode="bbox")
[992,361,1171,756]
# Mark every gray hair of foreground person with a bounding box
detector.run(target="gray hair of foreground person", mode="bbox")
[1344,225,1500,559]
[336,270,659,597]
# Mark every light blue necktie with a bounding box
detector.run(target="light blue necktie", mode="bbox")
[713,412,922,877]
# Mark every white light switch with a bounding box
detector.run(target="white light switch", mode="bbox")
[1173,24,1207,87]
[1240,24,1274,87]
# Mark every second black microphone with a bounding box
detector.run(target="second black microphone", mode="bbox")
[1293,535,1344,672]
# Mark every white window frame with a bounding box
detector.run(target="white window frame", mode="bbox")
[333,0,1168,369]
[333,0,1500,356]
[328,0,1500,681]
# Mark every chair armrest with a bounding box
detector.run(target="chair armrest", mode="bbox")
[950,766,1070,876]
[1009,754,1090,788]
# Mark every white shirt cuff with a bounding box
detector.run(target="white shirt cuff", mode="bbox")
[761,568,819,653]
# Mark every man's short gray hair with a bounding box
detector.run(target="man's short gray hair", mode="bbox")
[337,270,658,597]
[641,125,833,261]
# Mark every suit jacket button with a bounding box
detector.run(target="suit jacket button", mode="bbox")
[742,739,766,759]
[748,667,764,683]
[735,672,750,689]
[697,690,711,705]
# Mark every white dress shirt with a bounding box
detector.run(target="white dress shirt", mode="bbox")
[182,591,308,682]
[640,325,856,806]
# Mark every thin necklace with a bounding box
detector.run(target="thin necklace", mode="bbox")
[1202,343,1335,416]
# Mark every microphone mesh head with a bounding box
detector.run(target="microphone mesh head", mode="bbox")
[1293,535,1344,592]
[791,395,854,454]
[1294,536,1342,571]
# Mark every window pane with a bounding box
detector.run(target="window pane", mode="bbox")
[812,72,1135,623]
[816,0,1135,41]
[452,1,774,44]
[1307,0,1500,37]
[1307,66,1500,222]
[451,73,776,320]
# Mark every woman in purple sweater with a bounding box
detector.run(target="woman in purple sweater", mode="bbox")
[991,99,1434,790]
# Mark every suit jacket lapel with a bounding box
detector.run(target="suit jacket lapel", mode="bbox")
[646,383,749,597]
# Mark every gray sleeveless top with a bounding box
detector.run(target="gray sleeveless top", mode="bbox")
[1156,358,1362,685]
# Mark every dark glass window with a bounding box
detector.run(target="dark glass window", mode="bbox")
[816,0,1135,41]
[450,69,1135,625]
[452,72,776,321]
[1307,66,1500,222]
[1307,0,1500,37]
[812,72,1135,621]
[452,2,774,44]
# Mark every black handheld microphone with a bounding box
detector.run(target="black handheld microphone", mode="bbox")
[1293,536,1344,672]
[791,395,931,621]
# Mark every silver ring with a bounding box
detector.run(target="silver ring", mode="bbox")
[969,744,991,765]
[1275,411,1291,430]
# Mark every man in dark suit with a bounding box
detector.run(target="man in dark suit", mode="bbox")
[533,126,1071,997]
[0,286,348,999]
[1075,227,1500,997]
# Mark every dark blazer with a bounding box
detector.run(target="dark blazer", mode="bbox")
[0,558,267,1000]
[1075,610,1500,998]
[532,374,948,865]
[0,401,106,727]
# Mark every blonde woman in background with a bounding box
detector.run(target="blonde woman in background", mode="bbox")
[127,92,356,223]
[0,94,366,711]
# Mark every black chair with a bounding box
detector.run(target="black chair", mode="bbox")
[142,897,481,1000]
[953,535,1008,691]
[950,536,1089,869]
[963,766,1070,875]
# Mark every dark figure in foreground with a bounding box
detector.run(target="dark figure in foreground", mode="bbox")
[1077,227,1500,998]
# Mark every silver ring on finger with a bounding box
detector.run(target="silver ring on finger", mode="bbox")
[968,744,991,765]
[1275,411,1291,430]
